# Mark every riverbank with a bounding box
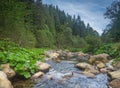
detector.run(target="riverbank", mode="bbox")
[1,50,120,88]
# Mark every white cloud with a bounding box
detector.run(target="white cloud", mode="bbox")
[43,0,111,34]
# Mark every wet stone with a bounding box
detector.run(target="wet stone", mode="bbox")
[34,61,109,88]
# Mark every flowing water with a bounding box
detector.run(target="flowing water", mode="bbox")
[34,60,110,88]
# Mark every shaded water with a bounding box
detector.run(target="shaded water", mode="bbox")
[34,61,109,88]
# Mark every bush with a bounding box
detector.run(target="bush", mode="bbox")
[72,36,88,49]
[84,35,102,53]
[0,40,46,78]
[95,44,118,57]
[95,43,120,63]
[35,24,55,48]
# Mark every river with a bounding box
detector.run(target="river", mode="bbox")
[34,60,110,88]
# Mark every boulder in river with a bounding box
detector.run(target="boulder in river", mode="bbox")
[44,50,60,58]
[67,52,74,58]
[81,71,96,78]
[106,62,114,71]
[113,61,120,70]
[36,61,51,72]
[84,67,99,74]
[76,62,92,70]
[31,71,44,79]
[51,52,60,59]
[76,62,99,74]
[108,70,120,79]
[58,51,68,59]
[77,52,90,61]
[100,68,109,73]
[89,53,109,64]
[1,63,16,78]
[109,79,120,88]
[0,71,13,88]
[95,61,105,69]
[52,57,61,63]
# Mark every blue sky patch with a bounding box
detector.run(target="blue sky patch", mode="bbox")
[43,0,114,34]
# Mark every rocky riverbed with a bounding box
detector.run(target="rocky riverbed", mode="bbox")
[34,60,110,88]
[1,50,120,88]
[33,50,120,88]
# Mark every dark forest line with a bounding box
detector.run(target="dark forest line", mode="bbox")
[0,0,101,52]
[0,0,120,54]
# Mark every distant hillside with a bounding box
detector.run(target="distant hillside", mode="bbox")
[0,0,101,50]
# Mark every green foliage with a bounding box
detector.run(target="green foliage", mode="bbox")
[0,23,36,48]
[101,0,120,63]
[95,44,116,56]
[103,0,120,42]
[21,29,36,48]
[0,0,101,52]
[112,43,120,62]
[84,35,102,53]
[72,36,88,49]
[35,24,55,48]
[95,43,120,63]
[0,40,45,78]
[0,0,36,48]
[56,26,73,48]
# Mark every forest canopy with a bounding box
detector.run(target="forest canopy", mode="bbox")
[0,0,101,51]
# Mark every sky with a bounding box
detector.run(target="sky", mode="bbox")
[42,0,114,34]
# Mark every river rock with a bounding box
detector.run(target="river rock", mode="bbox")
[77,52,89,58]
[76,62,99,74]
[52,57,61,63]
[62,72,73,78]
[67,52,74,58]
[51,52,59,59]
[59,51,68,59]
[31,71,44,79]
[39,63,50,71]
[113,62,120,70]
[44,50,54,56]
[77,52,87,58]
[76,62,92,70]
[106,62,114,70]
[96,61,105,69]
[75,52,90,62]
[36,61,51,72]
[85,67,99,74]
[89,53,109,64]
[44,50,60,58]
[1,63,16,78]
[48,52,61,62]
[81,71,96,78]
[0,71,13,88]
[108,70,120,79]
[109,79,120,88]
[100,68,109,73]
[56,59,61,63]
[34,60,109,88]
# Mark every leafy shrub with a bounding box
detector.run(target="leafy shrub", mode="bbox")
[96,44,113,55]
[84,35,102,53]
[72,36,88,50]
[112,43,120,63]
[0,40,45,78]
[95,43,120,63]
